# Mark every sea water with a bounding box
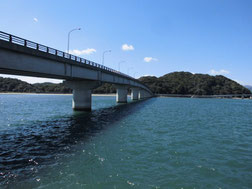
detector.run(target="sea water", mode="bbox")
[0,94,251,188]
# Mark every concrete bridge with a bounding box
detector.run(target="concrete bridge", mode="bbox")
[0,31,153,110]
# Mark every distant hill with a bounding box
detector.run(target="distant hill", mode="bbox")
[139,72,251,95]
[244,85,252,92]
[0,77,114,94]
[0,77,36,92]
[0,72,251,95]
[0,77,71,93]
[33,82,71,93]
[0,77,116,94]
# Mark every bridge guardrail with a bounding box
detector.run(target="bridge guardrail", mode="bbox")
[0,31,133,79]
[0,31,153,93]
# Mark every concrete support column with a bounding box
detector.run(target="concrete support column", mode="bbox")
[115,85,128,103]
[144,91,148,98]
[131,88,139,100]
[64,80,101,111]
[72,89,92,111]
[139,90,146,100]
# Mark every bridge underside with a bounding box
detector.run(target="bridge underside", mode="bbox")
[0,35,153,111]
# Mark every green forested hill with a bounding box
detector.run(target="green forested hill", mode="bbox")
[0,77,36,92]
[0,77,71,93]
[139,72,251,95]
[0,77,114,94]
[244,85,252,92]
[0,72,251,95]
[33,82,71,93]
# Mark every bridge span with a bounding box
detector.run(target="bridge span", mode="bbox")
[0,31,153,110]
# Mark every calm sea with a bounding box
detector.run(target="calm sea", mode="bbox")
[0,94,251,189]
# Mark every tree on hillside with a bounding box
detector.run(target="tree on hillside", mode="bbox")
[139,72,251,95]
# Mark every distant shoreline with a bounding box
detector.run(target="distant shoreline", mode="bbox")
[155,94,252,99]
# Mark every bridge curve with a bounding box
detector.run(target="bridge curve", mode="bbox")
[0,31,153,110]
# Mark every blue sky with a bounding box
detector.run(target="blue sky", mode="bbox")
[0,0,252,85]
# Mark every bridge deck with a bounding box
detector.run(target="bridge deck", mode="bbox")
[0,31,152,94]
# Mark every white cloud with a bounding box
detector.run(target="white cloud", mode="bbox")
[33,18,38,22]
[209,69,230,75]
[143,57,158,62]
[69,48,96,56]
[122,44,134,51]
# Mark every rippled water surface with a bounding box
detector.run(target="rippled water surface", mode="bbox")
[0,94,252,188]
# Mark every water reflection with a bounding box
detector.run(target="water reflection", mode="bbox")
[0,98,154,185]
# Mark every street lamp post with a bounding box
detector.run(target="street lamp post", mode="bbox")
[118,61,125,72]
[67,27,81,53]
[102,50,111,65]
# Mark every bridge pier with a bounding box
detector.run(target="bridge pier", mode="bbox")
[0,31,153,108]
[139,90,146,100]
[64,80,101,111]
[116,85,128,103]
[131,88,139,100]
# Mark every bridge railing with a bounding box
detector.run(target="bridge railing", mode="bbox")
[0,31,135,80]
